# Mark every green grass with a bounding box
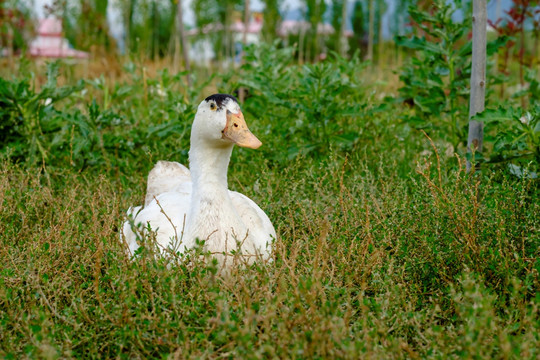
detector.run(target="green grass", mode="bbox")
[0,55,539,358]
[1,147,538,358]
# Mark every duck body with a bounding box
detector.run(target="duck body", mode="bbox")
[122,94,275,264]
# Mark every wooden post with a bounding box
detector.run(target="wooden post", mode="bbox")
[377,0,383,68]
[339,0,348,57]
[239,0,249,103]
[366,0,374,61]
[298,26,305,65]
[7,26,14,69]
[466,0,487,172]
[175,0,191,87]
[243,0,249,46]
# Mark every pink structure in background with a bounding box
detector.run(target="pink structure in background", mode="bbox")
[230,17,263,33]
[29,18,89,59]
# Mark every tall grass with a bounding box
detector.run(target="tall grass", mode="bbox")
[1,145,538,357]
[0,53,538,358]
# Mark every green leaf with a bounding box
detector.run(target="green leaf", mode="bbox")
[396,36,444,55]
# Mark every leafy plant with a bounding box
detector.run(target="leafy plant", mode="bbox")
[512,68,540,105]
[488,0,540,101]
[396,0,506,150]
[0,0,32,52]
[0,62,202,172]
[474,104,540,170]
[0,61,84,165]
[222,42,369,159]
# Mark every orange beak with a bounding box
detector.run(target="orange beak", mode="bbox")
[222,110,262,149]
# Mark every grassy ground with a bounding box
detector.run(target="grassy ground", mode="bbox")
[1,144,538,358]
[0,56,539,358]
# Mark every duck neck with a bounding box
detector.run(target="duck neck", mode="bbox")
[189,141,233,197]
[187,140,247,250]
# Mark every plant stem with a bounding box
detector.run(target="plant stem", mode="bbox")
[448,52,458,148]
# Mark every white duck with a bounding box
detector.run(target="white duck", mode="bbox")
[122,94,275,265]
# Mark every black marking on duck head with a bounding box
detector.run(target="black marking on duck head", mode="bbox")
[205,93,238,111]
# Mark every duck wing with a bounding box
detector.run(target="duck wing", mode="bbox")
[229,191,276,259]
[145,160,191,206]
[123,190,192,256]
[122,161,192,256]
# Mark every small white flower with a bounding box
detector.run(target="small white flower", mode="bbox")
[519,112,532,125]
[151,84,167,97]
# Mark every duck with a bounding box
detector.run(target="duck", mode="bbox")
[122,94,275,265]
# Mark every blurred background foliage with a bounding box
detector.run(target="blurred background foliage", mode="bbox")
[0,0,538,174]
[1,0,538,175]
[0,0,535,64]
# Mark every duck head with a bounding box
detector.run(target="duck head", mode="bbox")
[191,94,262,149]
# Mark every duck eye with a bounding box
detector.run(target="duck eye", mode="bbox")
[210,103,216,110]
